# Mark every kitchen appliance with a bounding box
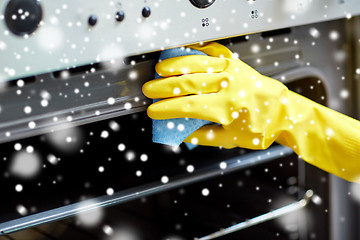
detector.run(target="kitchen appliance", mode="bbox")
[0,0,359,239]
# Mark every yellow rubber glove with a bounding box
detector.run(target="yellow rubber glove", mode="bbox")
[142,42,360,183]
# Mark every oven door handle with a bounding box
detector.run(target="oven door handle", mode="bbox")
[196,190,314,240]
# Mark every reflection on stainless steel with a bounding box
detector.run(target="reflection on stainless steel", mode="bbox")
[196,190,314,240]
[0,145,293,235]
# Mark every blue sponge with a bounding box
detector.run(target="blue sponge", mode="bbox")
[152,47,212,147]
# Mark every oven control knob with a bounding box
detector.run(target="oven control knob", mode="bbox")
[115,10,125,22]
[190,0,215,8]
[4,0,43,36]
[142,6,151,18]
[88,15,97,26]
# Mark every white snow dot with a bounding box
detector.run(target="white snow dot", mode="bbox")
[76,202,104,227]
[136,170,142,177]
[167,122,174,129]
[173,87,180,95]
[356,68,360,75]
[41,99,48,107]
[129,71,137,80]
[309,28,320,38]
[103,225,114,236]
[100,130,109,138]
[118,143,126,151]
[207,67,214,73]
[107,97,115,105]
[125,151,135,161]
[232,111,239,119]
[140,154,148,162]
[255,81,262,88]
[24,106,32,114]
[232,52,239,59]
[202,188,210,196]
[47,154,58,165]
[66,137,72,143]
[251,44,260,53]
[329,31,339,41]
[326,128,334,136]
[252,138,260,145]
[106,188,114,195]
[191,137,198,145]
[109,121,120,131]
[312,194,323,205]
[10,150,41,178]
[220,162,227,170]
[238,90,247,98]
[161,176,169,184]
[16,204,28,216]
[177,124,185,131]
[98,166,104,172]
[340,89,349,99]
[206,130,214,140]
[187,165,194,173]
[28,121,36,129]
[124,102,132,110]
[14,143,22,151]
[15,184,23,192]
[221,80,228,88]
[26,146,34,153]
[0,41,7,51]
[17,80,24,87]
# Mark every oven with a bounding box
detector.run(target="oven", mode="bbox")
[0,1,360,240]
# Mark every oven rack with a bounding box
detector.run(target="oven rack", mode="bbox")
[0,145,294,235]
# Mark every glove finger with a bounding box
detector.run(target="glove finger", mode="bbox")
[147,94,229,124]
[189,42,234,59]
[155,55,227,77]
[142,72,228,99]
[184,125,238,148]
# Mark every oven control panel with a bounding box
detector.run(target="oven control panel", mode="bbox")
[0,0,359,81]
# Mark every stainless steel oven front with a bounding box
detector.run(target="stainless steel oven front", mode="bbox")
[0,1,359,240]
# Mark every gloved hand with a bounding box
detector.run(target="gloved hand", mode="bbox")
[142,42,360,183]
